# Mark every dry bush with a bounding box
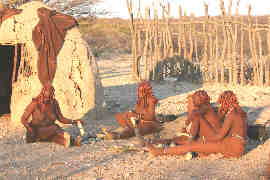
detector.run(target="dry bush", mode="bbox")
[78,18,131,57]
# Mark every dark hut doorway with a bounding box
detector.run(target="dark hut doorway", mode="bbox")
[0,44,21,116]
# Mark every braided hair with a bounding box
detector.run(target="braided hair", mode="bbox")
[34,83,55,112]
[218,90,247,124]
[218,90,245,115]
[192,90,210,108]
[136,81,154,108]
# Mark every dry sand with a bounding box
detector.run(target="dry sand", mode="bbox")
[1,54,270,180]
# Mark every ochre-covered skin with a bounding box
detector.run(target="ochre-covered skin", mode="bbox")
[21,84,82,146]
[188,90,221,138]
[147,90,247,159]
[113,81,160,139]
[154,90,221,153]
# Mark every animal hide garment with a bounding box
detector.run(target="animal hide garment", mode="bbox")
[32,7,78,86]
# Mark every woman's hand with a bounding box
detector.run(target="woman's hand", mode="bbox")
[74,119,84,125]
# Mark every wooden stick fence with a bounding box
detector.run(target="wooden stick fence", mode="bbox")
[126,0,270,86]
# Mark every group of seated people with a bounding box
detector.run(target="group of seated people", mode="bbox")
[102,81,248,159]
[21,81,248,159]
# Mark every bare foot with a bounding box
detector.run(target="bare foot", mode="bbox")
[101,128,119,140]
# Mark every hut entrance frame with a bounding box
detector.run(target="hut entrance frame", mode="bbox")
[0,44,22,115]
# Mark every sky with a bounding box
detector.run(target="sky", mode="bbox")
[96,0,270,19]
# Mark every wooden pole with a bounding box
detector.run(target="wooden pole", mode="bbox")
[248,5,258,85]
[143,6,150,80]
[220,0,226,84]
[252,16,259,86]
[215,18,219,83]
[183,12,187,59]
[257,28,264,86]
[152,8,159,81]
[178,5,182,56]
[266,17,270,86]
[203,3,209,82]
[189,13,194,61]
[12,45,18,83]
[240,16,245,85]
[233,17,239,85]
[126,0,139,80]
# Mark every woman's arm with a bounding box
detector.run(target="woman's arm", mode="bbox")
[54,100,73,124]
[148,96,158,117]
[189,115,200,139]
[205,113,233,142]
[21,101,35,131]
[136,96,158,122]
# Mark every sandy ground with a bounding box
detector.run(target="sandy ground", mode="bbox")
[1,54,270,180]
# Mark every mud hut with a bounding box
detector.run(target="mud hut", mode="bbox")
[0,1,104,126]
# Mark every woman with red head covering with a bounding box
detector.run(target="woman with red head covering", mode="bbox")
[21,83,83,147]
[146,90,247,158]
[103,81,160,139]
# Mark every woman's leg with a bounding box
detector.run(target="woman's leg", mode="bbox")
[171,135,191,145]
[36,125,62,140]
[102,127,135,139]
[50,132,71,148]
[147,141,223,156]
[115,112,130,128]
[139,122,160,136]
[119,128,135,139]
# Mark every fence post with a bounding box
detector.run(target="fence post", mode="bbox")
[256,17,264,86]
[248,5,259,85]
[266,17,270,86]
[220,0,226,84]
[215,17,219,83]
[178,5,182,56]
[202,3,209,82]
[240,16,245,86]
[127,0,140,80]
[232,17,239,85]
[189,13,194,61]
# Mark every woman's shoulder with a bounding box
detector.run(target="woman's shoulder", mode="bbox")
[26,98,39,109]
[228,108,246,120]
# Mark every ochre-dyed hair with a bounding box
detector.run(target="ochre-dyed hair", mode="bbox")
[136,81,155,108]
[35,83,55,111]
[191,90,210,107]
[218,90,239,115]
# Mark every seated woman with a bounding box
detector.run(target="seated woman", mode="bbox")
[153,90,221,147]
[103,81,160,139]
[21,83,83,147]
[146,90,248,158]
